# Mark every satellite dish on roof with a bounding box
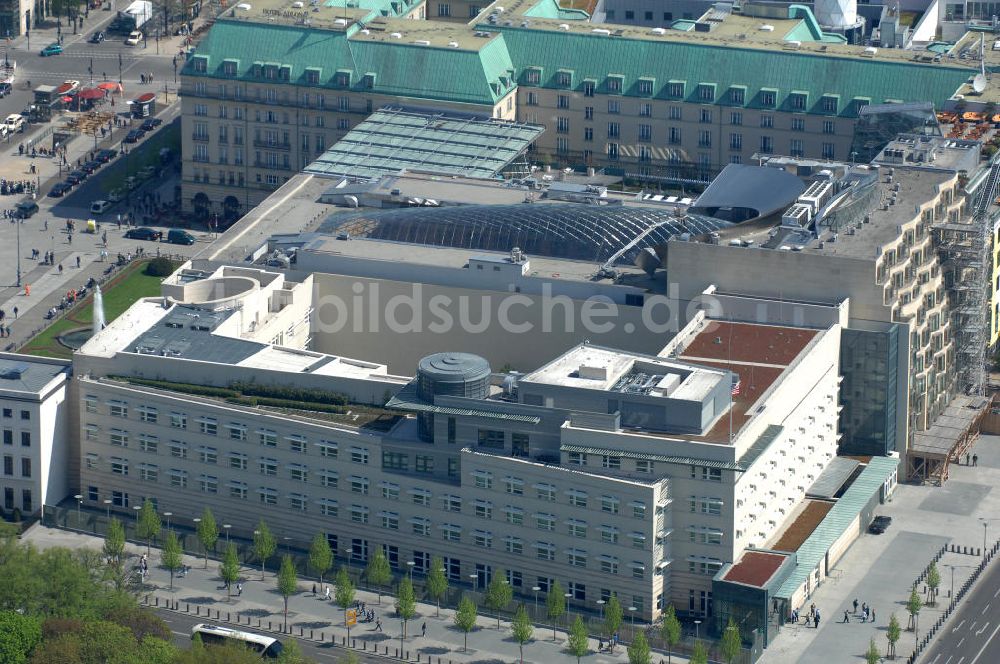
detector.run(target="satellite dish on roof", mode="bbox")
[974,73,988,94]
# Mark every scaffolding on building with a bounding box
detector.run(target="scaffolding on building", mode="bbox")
[935,157,999,398]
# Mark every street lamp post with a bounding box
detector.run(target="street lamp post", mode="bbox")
[223,524,231,543]
[282,536,291,556]
[164,512,172,531]
[694,619,702,640]
[132,505,141,536]
[628,606,637,633]
[103,498,112,521]
[406,560,415,579]
[532,586,541,618]
[15,208,20,287]
[564,592,573,631]
[74,494,83,525]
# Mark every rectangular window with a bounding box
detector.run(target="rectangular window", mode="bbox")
[638,124,652,142]
[636,460,655,473]
[259,458,278,477]
[639,103,652,117]
[139,434,158,454]
[567,550,587,568]
[760,114,773,128]
[259,489,278,506]
[108,401,128,418]
[477,429,505,449]
[21,457,31,478]
[169,469,187,488]
[822,143,835,159]
[170,412,187,429]
[287,436,307,454]
[536,483,556,501]
[411,488,431,506]
[473,471,493,489]
[290,494,309,512]
[319,470,338,488]
[691,466,723,481]
[228,423,247,440]
[698,84,714,101]
[379,511,398,529]
[317,441,338,458]
[443,495,462,512]
[110,458,128,476]
[638,79,653,95]
[667,82,684,98]
[350,476,369,495]
[600,557,619,575]
[584,81,595,97]
[474,530,492,548]
[504,505,524,525]
[4,455,12,475]
[699,109,712,123]
[601,495,620,514]
[474,501,493,520]
[381,482,400,500]
[600,526,619,544]
[138,406,158,423]
[602,455,621,470]
[198,446,218,464]
[84,396,98,413]
[199,474,218,494]
[413,455,433,473]
[109,429,128,447]
[442,525,461,542]
[568,520,587,538]
[505,537,523,555]
[504,476,524,495]
[351,447,369,464]
[557,95,570,109]
[568,490,588,508]
[318,499,338,517]
[669,127,681,145]
[567,452,586,466]
[607,100,620,114]
[383,451,409,471]
[228,452,248,470]
[535,542,555,561]
[258,429,277,448]
[632,501,647,519]
[290,465,308,483]
[790,93,807,110]
[535,513,555,531]
[229,482,248,500]
[761,90,777,107]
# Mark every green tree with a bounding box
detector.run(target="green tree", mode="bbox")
[887,613,902,659]
[103,604,172,643]
[604,595,623,648]
[277,637,314,664]
[0,611,42,664]
[160,530,183,590]
[103,516,125,565]
[511,604,533,664]
[485,570,513,629]
[690,640,709,664]
[253,519,277,580]
[426,557,449,617]
[308,533,333,587]
[906,587,922,630]
[660,605,682,664]
[627,630,651,664]
[277,555,297,633]
[926,562,941,605]
[397,576,416,638]
[220,543,240,601]
[135,499,161,557]
[334,566,356,642]
[196,508,218,569]
[720,618,742,664]
[454,595,477,652]
[365,549,392,604]
[567,615,588,664]
[865,637,881,664]
[546,580,566,640]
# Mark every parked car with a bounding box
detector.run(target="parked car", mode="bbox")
[140,118,160,132]
[15,200,38,218]
[64,172,85,186]
[48,182,72,197]
[0,82,11,98]
[81,160,102,174]
[125,31,142,46]
[868,515,892,535]
[68,169,88,183]
[91,200,113,214]
[40,43,63,56]
[95,148,118,163]
[167,229,196,245]
[124,129,144,143]
[89,31,105,44]
[124,227,161,241]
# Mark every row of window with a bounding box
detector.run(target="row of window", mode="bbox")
[2,455,31,478]
[2,430,31,447]
[589,138,837,162]
[1,408,31,421]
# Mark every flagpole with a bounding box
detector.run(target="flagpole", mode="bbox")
[728,315,734,441]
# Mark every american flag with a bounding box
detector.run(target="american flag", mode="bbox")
[731,378,741,396]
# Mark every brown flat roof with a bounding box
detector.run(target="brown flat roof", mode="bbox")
[680,321,818,367]
[723,550,789,587]
[771,499,835,553]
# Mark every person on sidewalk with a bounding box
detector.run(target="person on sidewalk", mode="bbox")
[852,598,858,614]
[324,586,331,600]
[421,622,426,637]
[312,583,316,596]
[973,454,979,466]
[814,612,820,629]
[237,583,243,596]
[842,610,849,623]
[870,608,875,623]
[375,619,382,632]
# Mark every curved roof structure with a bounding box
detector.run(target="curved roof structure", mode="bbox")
[319,203,732,264]
[689,164,808,223]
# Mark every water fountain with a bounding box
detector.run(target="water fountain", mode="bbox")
[93,284,106,333]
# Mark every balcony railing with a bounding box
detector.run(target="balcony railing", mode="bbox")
[253,140,291,151]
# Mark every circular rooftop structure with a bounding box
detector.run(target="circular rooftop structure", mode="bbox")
[417,352,492,401]
[320,203,732,265]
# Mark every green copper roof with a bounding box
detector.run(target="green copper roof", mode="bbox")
[494,25,971,116]
[184,20,515,106]
[523,0,590,21]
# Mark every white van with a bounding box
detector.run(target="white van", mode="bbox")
[4,114,25,133]
[90,200,112,214]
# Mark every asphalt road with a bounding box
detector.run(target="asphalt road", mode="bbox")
[154,608,387,663]
[921,559,1000,664]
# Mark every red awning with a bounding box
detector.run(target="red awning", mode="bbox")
[97,82,121,92]
[78,88,105,100]
[61,96,73,103]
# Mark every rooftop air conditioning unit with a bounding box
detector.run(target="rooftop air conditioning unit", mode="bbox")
[651,27,666,35]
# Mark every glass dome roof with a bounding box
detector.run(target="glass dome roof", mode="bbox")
[320,203,731,265]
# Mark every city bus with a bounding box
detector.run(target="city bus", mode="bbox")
[190,623,284,658]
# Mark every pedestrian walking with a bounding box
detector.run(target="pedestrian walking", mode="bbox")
[973,454,979,466]
[12,306,17,319]
[421,622,426,637]
[852,598,858,613]
[312,583,317,595]
[237,583,243,596]
[843,610,849,623]
[375,619,382,632]
[76,256,80,268]
[324,586,331,600]
[967,453,971,465]
[814,612,820,629]
[870,608,875,623]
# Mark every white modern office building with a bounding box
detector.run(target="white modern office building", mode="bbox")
[71,260,846,622]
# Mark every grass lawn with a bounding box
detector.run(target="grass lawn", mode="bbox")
[19,260,175,359]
